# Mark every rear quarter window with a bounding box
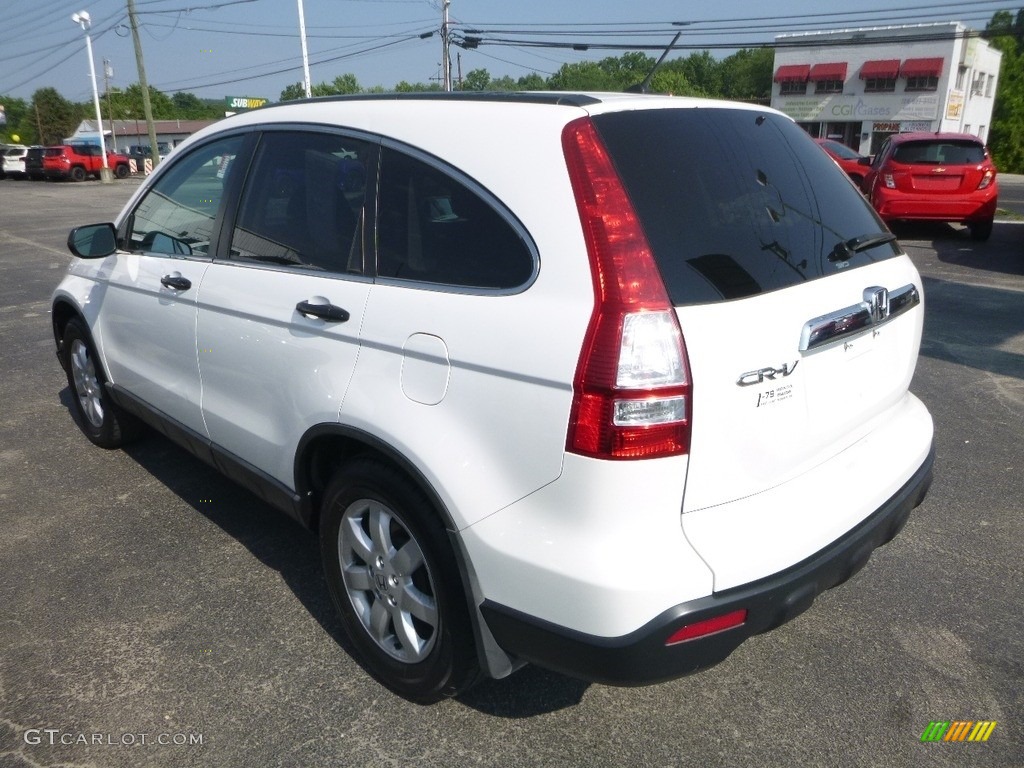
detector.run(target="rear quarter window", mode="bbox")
[593,109,898,306]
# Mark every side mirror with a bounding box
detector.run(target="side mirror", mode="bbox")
[857,156,873,166]
[67,223,117,259]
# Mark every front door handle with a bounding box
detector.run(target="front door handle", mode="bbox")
[296,299,350,322]
[161,273,192,291]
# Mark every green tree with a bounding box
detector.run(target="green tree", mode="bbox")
[601,51,656,89]
[393,80,441,92]
[31,88,84,145]
[325,73,361,95]
[548,60,620,91]
[280,82,307,101]
[0,95,31,143]
[105,83,176,122]
[516,73,547,90]
[985,9,1024,172]
[719,47,774,101]
[462,68,491,91]
[171,91,220,119]
[649,68,696,96]
[670,51,721,95]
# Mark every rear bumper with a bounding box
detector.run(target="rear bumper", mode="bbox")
[873,189,997,222]
[481,443,933,686]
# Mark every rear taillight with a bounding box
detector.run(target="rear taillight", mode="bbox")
[562,117,691,460]
[883,173,896,189]
[978,168,995,189]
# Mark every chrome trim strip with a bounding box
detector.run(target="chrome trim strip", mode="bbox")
[799,283,920,352]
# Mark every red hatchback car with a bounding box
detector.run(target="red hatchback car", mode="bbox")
[863,132,998,241]
[814,138,870,189]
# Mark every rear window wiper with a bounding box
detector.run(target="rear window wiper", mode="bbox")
[828,232,897,262]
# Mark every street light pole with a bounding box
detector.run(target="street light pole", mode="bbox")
[71,10,112,183]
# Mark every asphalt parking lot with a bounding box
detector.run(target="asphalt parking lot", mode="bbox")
[1,176,1022,768]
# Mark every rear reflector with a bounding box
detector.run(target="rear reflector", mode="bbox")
[665,609,748,645]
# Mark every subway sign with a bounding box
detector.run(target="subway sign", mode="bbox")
[225,97,268,111]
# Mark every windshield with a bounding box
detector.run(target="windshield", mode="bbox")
[593,108,898,306]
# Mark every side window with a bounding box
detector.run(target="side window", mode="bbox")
[230,131,371,274]
[125,136,244,257]
[376,148,534,290]
[872,139,890,168]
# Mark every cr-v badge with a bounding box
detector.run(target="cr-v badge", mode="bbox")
[736,361,799,387]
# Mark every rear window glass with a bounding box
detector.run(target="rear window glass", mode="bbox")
[593,109,898,306]
[891,140,985,165]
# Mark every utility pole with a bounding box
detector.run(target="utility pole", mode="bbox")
[441,0,451,92]
[103,58,117,151]
[297,0,312,98]
[126,0,161,169]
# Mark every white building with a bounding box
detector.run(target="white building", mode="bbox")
[771,22,1001,155]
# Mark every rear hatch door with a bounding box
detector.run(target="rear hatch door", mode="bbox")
[892,137,989,194]
[593,107,925,583]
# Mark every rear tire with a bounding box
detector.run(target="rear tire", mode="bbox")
[70,166,86,182]
[61,318,142,448]
[969,218,993,241]
[319,460,480,703]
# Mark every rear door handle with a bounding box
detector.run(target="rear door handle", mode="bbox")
[160,273,191,291]
[296,300,350,322]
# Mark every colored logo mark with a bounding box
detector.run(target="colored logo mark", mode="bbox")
[920,721,997,742]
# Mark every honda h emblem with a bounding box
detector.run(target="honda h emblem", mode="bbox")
[864,286,889,323]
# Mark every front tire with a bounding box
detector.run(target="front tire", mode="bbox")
[61,318,142,448]
[319,460,479,703]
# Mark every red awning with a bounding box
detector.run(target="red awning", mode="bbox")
[809,62,848,81]
[860,59,900,80]
[774,64,810,83]
[900,58,944,78]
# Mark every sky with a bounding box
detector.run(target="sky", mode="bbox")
[0,0,1014,104]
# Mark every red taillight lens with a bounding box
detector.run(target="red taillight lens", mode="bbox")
[562,117,691,460]
[665,609,748,645]
[978,168,994,190]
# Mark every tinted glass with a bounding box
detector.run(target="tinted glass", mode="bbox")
[376,148,534,289]
[593,109,898,306]
[821,140,861,160]
[891,140,985,165]
[125,136,244,257]
[230,131,371,273]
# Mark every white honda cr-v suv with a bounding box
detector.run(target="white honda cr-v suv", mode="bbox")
[52,92,934,703]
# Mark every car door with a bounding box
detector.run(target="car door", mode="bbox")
[196,129,374,488]
[95,134,247,437]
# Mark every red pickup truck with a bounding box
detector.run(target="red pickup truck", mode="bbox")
[42,144,132,181]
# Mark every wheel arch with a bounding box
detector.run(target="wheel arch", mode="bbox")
[294,423,522,680]
[295,423,456,534]
[51,297,88,370]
